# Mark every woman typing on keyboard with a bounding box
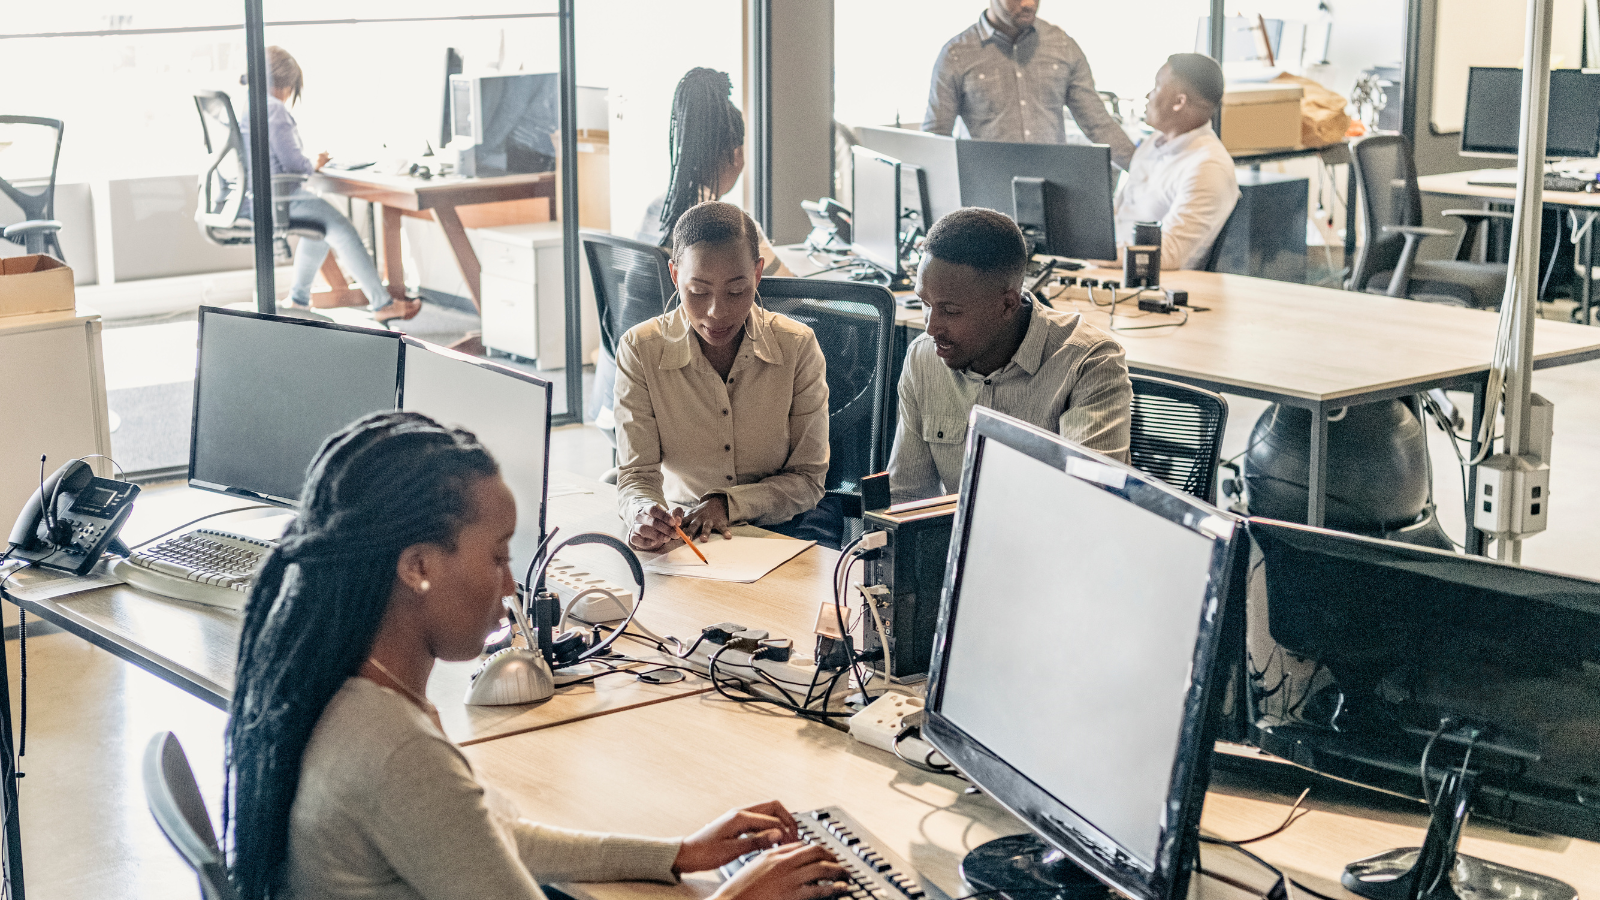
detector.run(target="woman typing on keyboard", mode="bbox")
[226,411,847,900]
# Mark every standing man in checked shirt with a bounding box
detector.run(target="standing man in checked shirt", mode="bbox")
[923,0,1137,171]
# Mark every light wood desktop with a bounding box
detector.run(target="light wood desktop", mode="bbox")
[311,168,557,309]
[464,693,1600,900]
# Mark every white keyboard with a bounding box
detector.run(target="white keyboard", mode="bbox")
[109,528,273,610]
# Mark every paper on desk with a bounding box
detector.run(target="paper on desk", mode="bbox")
[1,560,120,603]
[643,535,814,583]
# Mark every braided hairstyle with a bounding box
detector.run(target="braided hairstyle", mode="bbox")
[659,68,745,244]
[225,411,498,900]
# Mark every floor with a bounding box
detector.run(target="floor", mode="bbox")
[9,300,1600,898]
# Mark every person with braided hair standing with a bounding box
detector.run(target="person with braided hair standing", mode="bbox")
[226,410,850,900]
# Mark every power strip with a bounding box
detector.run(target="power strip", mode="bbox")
[847,691,924,753]
[545,559,635,623]
[683,639,853,706]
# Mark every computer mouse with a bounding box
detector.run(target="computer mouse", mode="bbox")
[465,647,554,706]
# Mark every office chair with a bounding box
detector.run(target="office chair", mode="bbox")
[1202,205,1242,274]
[758,278,895,542]
[1347,134,1509,309]
[0,116,67,261]
[1128,375,1228,502]
[581,230,675,478]
[143,732,239,900]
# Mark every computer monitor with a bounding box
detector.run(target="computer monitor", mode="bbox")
[856,126,962,224]
[851,146,904,280]
[1244,518,1600,899]
[901,164,933,240]
[1461,67,1600,159]
[954,140,1117,260]
[923,408,1244,900]
[189,308,403,507]
[401,338,552,576]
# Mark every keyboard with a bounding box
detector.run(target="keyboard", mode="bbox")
[721,807,944,900]
[108,528,273,610]
[1466,174,1595,192]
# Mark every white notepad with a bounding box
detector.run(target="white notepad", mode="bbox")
[643,535,815,583]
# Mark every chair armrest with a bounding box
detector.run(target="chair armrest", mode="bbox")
[1381,224,1454,238]
[2,220,62,239]
[1442,209,1515,221]
[827,489,864,520]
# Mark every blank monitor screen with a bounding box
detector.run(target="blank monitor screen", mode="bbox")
[954,140,1117,260]
[190,308,402,506]
[925,410,1240,900]
[402,339,552,575]
[1462,67,1600,158]
[856,126,962,224]
[851,146,902,275]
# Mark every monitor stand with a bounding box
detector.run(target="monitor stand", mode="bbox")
[960,835,1113,900]
[1341,768,1576,900]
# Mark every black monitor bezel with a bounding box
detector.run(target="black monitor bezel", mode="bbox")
[923,407,1242,900]
[188,306,404,508]
[399,336,554,555]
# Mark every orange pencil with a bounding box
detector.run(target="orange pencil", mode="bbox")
[673,523,710,565]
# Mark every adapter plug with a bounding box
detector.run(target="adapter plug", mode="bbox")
[724,636,764,654]
[1138,295,1175,314]
[1080,277,1100,288]
[755,638,793,662]
[1165,288,1188,307]
[703,622,747,645]
[1102,280,1121,290]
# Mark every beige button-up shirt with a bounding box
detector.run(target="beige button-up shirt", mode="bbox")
[615,304,829,527]
[888,297,1132,505]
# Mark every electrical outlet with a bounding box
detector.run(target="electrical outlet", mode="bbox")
[848,692,925,754]
[546,560,635,623]
[1475,455,1550,537]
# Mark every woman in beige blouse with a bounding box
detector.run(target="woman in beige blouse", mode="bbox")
[615,201,834,551]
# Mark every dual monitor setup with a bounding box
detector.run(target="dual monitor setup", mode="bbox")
[919,408,1600,900]
[848,127,1118,286]
[1462,66,1600,160]
[190,307,553,572]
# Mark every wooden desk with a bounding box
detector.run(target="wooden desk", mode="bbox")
[311,168,557,309]
[465,693,1600,900]
[1417,167,1600,322]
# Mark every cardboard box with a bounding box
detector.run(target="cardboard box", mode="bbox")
[0,255,74,319]
[1220,83,1304,154]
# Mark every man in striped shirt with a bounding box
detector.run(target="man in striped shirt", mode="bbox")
[887,209,1133,504]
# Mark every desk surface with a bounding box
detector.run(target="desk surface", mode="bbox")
[776,247,1600,406]
[312,168,556,212]
[6,475,837,746]
[1417,168,1600,209]
[466,694,1600,900]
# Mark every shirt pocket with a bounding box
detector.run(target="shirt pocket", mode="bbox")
[923,416,968,446]
[960,60,1012,125]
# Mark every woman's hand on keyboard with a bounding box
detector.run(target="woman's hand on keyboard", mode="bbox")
[710,842,849,900]
[675,801,802,872]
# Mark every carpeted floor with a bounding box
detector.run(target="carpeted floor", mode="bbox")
[108,381,195,474]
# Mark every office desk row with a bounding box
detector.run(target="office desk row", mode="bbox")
[7,475,1600,900]
[775,246,1600,553]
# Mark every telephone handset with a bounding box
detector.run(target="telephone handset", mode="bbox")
[8,459,140,577]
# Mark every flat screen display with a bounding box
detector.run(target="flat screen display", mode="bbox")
[851,146,902,275]
[1462,67,1600,158]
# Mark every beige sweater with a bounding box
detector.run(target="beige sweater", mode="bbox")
[286,677,682,900]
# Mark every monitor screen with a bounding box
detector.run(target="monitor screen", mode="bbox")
[401,338,552,576]
[450,74,475,140]
[856,126,962,224]
[954,140,1117,260]
[851,146,902,275]
[452,72,560,176]
[189,308,403,506]
[1462,67,1600,158]
[924,409,1241,900]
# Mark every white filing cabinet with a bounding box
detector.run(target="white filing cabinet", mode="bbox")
[477,223,600,370]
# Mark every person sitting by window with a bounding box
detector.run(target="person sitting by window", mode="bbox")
[226,410,850,900]
[615,201,836,550]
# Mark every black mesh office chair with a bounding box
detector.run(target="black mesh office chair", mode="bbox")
[1203,205,1242,274]
[193,90,325,257]
[143,732,238,900]
[1128,375,1228,502]
[0,116,66,260]
[581,230,675,363]
[758,278,895,539]
[1347,134,1509,309]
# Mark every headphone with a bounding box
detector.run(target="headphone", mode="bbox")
[522,530,646,670]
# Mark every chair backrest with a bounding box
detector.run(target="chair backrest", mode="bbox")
[193,91,248,231]
[1202,204,1244,274]
[757,278,896,494]
[1348,133,1423,292]
[1128,374,1229,502]
[144,732,239,900]
[0,116,65,257]
[580,231,674,357]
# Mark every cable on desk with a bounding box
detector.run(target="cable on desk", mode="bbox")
[1213,788,1312,845]
[1197,835,1342,900]
[128,504,278,550]
[707,645,852,720]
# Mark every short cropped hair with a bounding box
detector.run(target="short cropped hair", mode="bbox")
[671,200,761,263]
[923,208,1029,286]
[1166,53,1225,109]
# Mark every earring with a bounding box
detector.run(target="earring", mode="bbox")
[418,579,431,593]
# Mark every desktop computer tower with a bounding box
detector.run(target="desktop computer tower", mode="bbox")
[861,497,957,682]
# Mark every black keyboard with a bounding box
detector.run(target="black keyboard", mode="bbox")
[721,806,944,900]
[1545,175,1594,193]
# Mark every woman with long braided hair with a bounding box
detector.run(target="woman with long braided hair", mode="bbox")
[226,411,848,900]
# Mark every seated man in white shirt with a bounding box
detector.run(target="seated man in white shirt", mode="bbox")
[1114,53,1240,270]
[888,208,1133,505]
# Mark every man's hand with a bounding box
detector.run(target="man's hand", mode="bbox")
[315,151,332,171]
[674,801,801,873]
[683,495,734,541]
[627,504,684,551]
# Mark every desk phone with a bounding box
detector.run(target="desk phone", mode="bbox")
[7,459,139,576]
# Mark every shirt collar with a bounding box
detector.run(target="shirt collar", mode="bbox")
[976,11,1033,49]
[960,295,1057,379]
[1151,123,1216,156]
[658,303,783,370]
